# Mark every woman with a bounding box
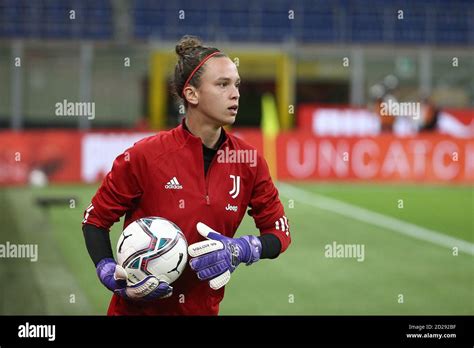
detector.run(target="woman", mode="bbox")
[82,35,292,315]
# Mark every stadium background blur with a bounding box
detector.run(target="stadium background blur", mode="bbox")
[0,0,472,315]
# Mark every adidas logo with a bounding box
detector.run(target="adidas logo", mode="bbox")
[165,177,183,190]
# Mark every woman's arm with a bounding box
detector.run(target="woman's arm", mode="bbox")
[247,153,292,256]
[258,234,281,259]
[82,224,113,266]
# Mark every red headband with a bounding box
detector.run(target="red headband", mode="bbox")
[182,51,221,97]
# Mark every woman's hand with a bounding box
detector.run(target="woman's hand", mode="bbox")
[187,222,262,290]
[96,258,173,300]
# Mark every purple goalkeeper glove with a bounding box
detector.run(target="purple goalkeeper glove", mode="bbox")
[96,258,173,300]
[188,222,262,290]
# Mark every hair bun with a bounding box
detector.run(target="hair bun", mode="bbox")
[176,35,203,57]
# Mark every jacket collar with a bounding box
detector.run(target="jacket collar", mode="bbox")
[176,117,229,149]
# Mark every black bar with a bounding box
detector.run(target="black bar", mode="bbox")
[0,315,472,346]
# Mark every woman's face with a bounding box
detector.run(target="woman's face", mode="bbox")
[192,56,241,126]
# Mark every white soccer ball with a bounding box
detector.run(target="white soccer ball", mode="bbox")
[116,217,188,285]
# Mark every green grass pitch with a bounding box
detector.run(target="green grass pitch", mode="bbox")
[0,182,472,315]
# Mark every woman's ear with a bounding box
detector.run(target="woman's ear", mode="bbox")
[183,86,199,106]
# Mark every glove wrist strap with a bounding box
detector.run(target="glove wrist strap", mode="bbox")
[241,235,262,265]
[96,258,116,276]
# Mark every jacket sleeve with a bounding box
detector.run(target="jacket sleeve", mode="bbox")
[247,153,291,254]
[82,146,143,231]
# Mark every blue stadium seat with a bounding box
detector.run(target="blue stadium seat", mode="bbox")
[0,0,112,39]
[129,0,473,45]
[393,6,427,44]
[0,0,471,44]
[435,8,469,44]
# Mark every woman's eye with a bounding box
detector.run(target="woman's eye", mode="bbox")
[219,82,227,87]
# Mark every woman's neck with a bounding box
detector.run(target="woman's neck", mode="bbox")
[184,112,222,149]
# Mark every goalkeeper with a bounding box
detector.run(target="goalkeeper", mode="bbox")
[82,35,292,315]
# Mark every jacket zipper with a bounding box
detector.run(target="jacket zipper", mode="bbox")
[204,154,217,206]
[204,138,229,206]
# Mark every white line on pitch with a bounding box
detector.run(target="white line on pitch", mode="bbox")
[278,183,474,256]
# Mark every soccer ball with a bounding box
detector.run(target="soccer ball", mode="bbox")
[116,217,188,285]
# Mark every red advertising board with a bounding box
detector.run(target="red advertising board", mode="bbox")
[1,130,472,185]
[276,132,474,183]
[0,131,81,185]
